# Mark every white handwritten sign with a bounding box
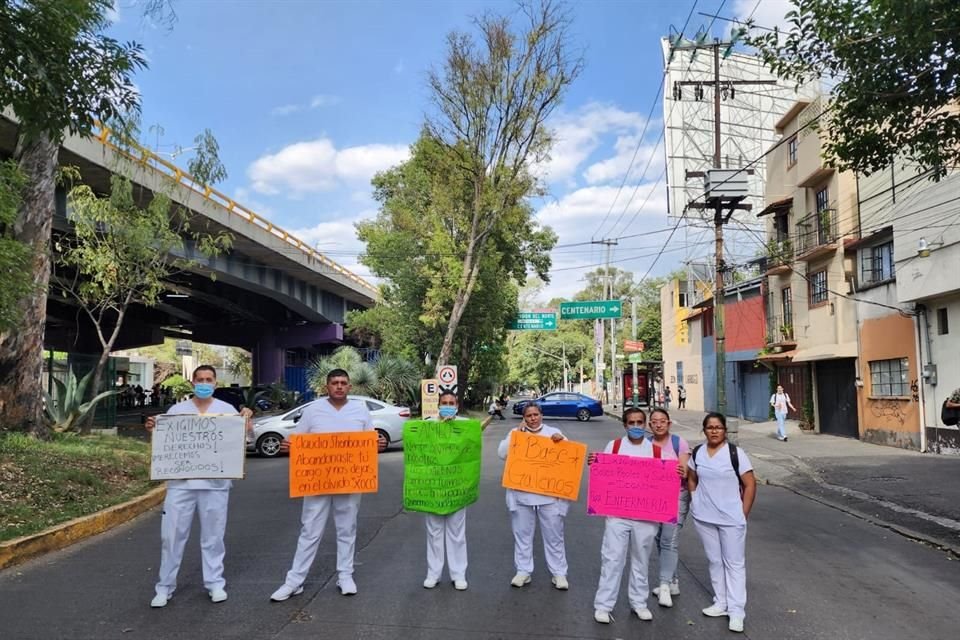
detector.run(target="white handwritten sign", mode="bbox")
[150,414,246,480]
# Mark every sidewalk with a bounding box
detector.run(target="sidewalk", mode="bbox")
[604,405,960,555]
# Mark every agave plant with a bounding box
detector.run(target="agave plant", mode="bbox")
[43,368,119,433]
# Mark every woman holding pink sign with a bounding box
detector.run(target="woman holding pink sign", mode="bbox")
[687,412,757,634]
[589,407,686,625]
[497,403,571,591]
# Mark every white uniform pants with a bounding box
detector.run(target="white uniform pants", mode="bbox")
[510,503,567,577]
[156,488,230,595]
[593,517,658,612]
[693,518,748,619]
[424,509,467,581]
[283,494,361,587]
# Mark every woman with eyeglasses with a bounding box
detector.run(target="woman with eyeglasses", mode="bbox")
[590,407,684,624]
[497,402,571,591]
[686,412,757,634]
[645,408,690,608]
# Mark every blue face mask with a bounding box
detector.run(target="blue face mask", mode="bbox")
[627,427,646,440]
[193,382,215,399]
[438,406,457,419]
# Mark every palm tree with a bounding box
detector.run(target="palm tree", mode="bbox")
[372,354,421,406]
[307,347,421,405]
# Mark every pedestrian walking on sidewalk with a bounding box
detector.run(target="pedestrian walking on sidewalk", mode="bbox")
[419,392,472,591]
[590,407,686,625]
[269,369,386,602]
[646,408,691,608]
[677,385,687,409]
[687,412,757,634]
[498,403,571,591]
[770,385,796,441]
[663,386,672,411]
[145,365,254,608]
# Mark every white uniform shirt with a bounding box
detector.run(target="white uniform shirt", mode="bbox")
[498,424,567,509]
[688,443,753,526]
[165,397,239,491]
[771,392,790,413]
[602,435,656,457]
[293,397,373,435]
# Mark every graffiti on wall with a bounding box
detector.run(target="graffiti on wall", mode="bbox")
[910,379,920,402]
[868,398,908,426]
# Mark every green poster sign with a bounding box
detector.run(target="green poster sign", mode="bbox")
[403,418,482,515]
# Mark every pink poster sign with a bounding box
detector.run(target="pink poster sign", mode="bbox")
[587,453,681,523]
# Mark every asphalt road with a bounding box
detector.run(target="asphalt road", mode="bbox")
[2,415,958,639]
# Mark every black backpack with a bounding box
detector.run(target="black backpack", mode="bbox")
[692,443,745,497]
[942,399,960,426]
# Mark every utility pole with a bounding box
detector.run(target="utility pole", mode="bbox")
[591,238,618,404]
[671,37,773,415]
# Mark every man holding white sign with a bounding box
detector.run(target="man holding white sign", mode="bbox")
[144,365,252,609]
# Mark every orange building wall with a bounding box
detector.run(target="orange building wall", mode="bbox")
[724,295,766,353]
[857,313,921,450]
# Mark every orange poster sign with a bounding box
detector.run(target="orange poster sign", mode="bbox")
[289,432,379,498]
[501,430,587,501]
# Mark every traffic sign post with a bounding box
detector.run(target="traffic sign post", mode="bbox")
[508,312,557,331]
[627,353,643,364]
[436,365,458,395]
[624,340,645,352]
[559,300,622,320]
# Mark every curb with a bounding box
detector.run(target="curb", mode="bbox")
[0,486,166,572]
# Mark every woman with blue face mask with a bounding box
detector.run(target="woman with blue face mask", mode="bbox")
[421,392,470,591]
[588,407,661,625]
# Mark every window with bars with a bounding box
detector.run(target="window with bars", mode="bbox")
[781,287,793,326]
[869,358,910,397]
[788,137,798,166]
[809,270,828,305]
[815,187,829,213]
[860,241,894,284]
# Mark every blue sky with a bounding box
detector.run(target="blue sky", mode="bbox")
[109,0,791,300]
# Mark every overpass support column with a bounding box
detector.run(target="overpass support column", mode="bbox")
[252,323,344,386]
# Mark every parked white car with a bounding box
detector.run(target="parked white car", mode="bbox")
[246,395,411,457]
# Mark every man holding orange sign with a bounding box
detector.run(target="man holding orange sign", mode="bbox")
[270,369,381,602]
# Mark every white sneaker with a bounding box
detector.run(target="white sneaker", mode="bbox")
[150,591,172,608]
[423,577,439,589]
[510,573,531,588]
[702,604,728,617]
[270,584,304,602]
[652,579,680,597]
[453,579,468,591]
[337,576,358,595]
[551,575,569,590]
[658,582,673,607]
[729,617,744,633]
[209,588,228,603]
[633,607,653,621]
[594,609,612,624]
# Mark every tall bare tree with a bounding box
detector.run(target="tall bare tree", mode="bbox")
[0,0,145,435]
[426,0,581,368]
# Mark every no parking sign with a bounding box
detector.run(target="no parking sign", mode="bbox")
[437,365,458,395]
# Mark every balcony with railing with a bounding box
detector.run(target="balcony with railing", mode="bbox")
[796,208,839,261]
[764,235,794,276]
[765,313,797,347]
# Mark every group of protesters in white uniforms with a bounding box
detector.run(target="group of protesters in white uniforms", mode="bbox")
[146,365,757,633]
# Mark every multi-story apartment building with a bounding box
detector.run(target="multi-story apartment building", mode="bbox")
[758,97,861,437]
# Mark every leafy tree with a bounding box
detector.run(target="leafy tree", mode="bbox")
[54,174,232,432]
[0,161,32,332]
[225,347,252,384]
[425,0,581,366]
[749,0,960,178]
[0,0,146,435]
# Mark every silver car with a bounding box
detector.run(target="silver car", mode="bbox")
[246,395,411,457]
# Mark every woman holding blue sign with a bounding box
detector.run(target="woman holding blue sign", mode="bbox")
[687,412,757,634]
[497,403,570,591]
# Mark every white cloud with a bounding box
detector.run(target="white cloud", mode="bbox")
[270,94,343,117]
[539,103,649,185]
[247,138,409,195]
[583,136,663,185]
[288,210,378,280]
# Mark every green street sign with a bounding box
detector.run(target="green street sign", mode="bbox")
[509,312,557,331]
[559,300,623,320]
[627,353,643,364]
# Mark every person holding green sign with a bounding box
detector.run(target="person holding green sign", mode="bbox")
[403,392,482,591]
[497,403,571,591]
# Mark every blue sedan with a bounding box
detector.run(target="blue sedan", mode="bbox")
[512,392,603,421]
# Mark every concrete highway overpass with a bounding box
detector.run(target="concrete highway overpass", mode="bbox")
[0,115,377,386]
